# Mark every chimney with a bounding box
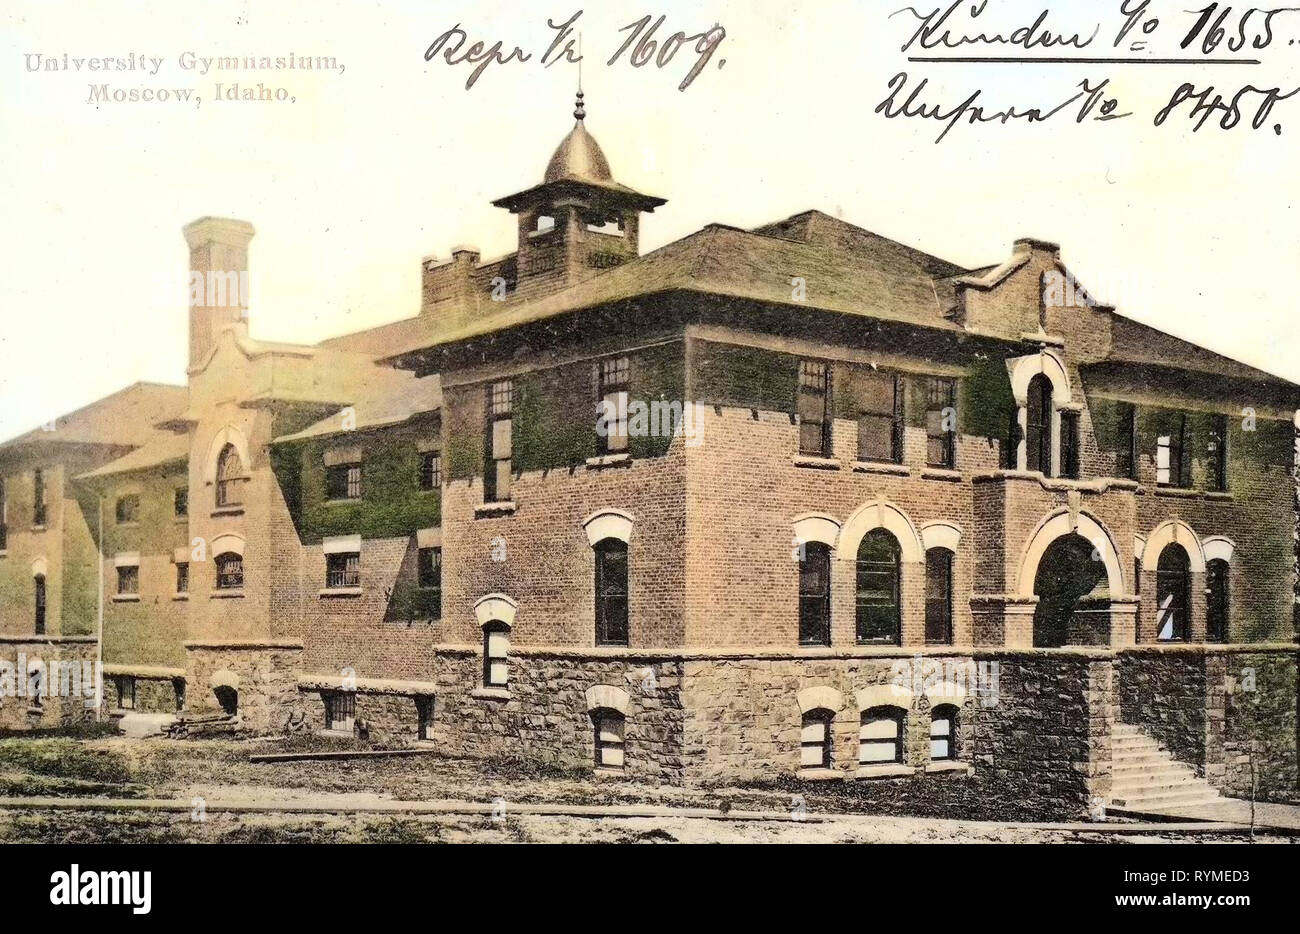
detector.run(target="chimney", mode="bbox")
[184,217,255,368]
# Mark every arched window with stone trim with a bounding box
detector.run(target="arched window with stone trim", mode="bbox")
[1206,558,1229,643]
[1025,373,1053,475]
[856,530,901,645]
[592,708,626,770]
[930,704,959,760]
[925,547,954,645]
[799,542,832,647]
[216,443,245,508]
[215,553,243,590]
[594,538,628,646]
[1156,543,1191,642]
[859,706,906,765]
[800,708,835,770]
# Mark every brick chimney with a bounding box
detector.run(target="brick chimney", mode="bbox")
[184,217,255,368]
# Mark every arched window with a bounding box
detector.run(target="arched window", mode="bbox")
[594,538,628,646]
[215,552,244,590]
[34,574,46,634]
[483,622,510,688]
[930,704,958,760]
[925,547,954,645]
[798,542,832,646]
[216,443,244,507]
[1026,373,1053,475]
[1206,558,1229,643]
[592,709,626,770]
[1155,544,1191,642]
[859,706,906,765]
[856,530,901,645]
[800,708,835,770]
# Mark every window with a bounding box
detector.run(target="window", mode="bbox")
[595,538,629,646]
[483,622,510,687]
[418,546,441,590]
[925,377,957,468]
[858,372,903,464]
[418,450,441,491]
[115,676,136,711]
[1155,544,1191,642]
[324,691,356,732]
[798,361,832,458]
[0,477,7,550]
[1025,374,1053,475]
[416,696,435,741]
[326,463,362,500]
[1116,402,1137,480]
[596,356,630,455]
[800,709,834,770]
[216,444,244,507]
[215,552,244,590]
[798,542,832,646]
[925,548,954,645]
[116,565,139,596]
[115,494,140,524]
[1207,414,1229,493]
[325,552,361,589]
[174,487,188,518]
[484,380,513,502]
[593,709,626,770]
[856,530,901,645]
[1060,411,1080,479]
[176,562,189,595]
[1206,558,1230,643]
[32,468,46,525]
[859,707,905,765]
[34,574,46,634]
[1156,414,1190,488]
[930,705,958,760]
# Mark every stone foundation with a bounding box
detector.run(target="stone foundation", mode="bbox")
[0,636,99,730]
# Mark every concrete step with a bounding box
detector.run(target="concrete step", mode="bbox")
[1111,789,1221,809]
[1109,722,1221,813]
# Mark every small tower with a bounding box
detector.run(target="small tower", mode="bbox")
[492,91,665,288]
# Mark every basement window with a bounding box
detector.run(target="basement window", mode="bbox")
[859,707,905,765]
[593,709,626,770]
[800,709,834,770]
[930,705,958,761]
[114,676,136,711]
[323,691,356,732]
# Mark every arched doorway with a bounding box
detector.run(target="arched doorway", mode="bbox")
[1032,533,1110,647]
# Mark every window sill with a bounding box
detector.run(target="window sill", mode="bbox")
[115,521,139,528]
[925,761,972,775]
[585,453,632,469]
[854,764,913,780]
[319,587,363,597]
[210,507,244,518]
[593,767,626,778]
[793,456,841,471]
[172,594,189,601]
[797,768,845,782]
[475,501,517,518]
[851,461,910,476]
[111,594,140,603]
[210,589,245,599]
[319,728,355,739]
[0,551,7,559]
[921,467,962,482]
[1205,491,1233,501]
[1154,486,1198,498]
[30,525,47,533]
[471,686,512,700]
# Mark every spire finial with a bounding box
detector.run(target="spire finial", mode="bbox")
[574,32,585,120]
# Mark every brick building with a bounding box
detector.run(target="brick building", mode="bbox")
[1,98,1297,815]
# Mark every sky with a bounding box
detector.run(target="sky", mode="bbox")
[1,0,1297,438]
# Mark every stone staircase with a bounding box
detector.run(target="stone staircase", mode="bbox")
[1108,723,1222,811]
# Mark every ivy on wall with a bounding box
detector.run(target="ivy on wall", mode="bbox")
[279,416,441,545]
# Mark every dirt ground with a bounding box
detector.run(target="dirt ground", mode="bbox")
[0,734,1293,844]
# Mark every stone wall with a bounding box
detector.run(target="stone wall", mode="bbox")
[1118,649,1209,771]
[183,641,302,733]
[0,636,99,730]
